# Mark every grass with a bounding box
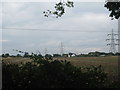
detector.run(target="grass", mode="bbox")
[2,57,32,64]
[2,56,119,77]
[54,56,119,76]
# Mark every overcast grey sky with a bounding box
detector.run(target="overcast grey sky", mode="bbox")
[1,2,118,55]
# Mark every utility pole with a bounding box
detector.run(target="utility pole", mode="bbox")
[106,29,119,54]
[118,19,120,81]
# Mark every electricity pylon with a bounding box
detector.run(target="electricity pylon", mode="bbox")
[106,29,119,54]
[60,42,64,55]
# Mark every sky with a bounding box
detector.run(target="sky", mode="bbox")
[1,1,118,55]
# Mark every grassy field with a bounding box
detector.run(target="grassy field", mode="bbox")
[54,56,119,76]
[2,56,119,76]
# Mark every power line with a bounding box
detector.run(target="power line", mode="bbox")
[1,28,118,32]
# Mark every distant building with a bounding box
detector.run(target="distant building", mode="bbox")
[68,53,76,57]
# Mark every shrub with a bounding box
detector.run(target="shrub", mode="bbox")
[44,54,53,60]
[2,53,10,58]
[2,58,108,89]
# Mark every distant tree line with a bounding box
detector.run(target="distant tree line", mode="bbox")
[1,51,120,58]
[78,51,120,57]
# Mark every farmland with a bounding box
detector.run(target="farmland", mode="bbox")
[55,56,119,76]
[2,56,119,76]
[2,56,120,88]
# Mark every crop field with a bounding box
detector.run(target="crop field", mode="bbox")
[2,56,119,77]
[54,56,119,76]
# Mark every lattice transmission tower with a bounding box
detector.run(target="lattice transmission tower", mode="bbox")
[106,29,119,54]
[60,42,64,55]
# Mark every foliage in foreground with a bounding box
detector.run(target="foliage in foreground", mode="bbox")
[2,57,119,89]
[104,1,120,19]
[43,1,74,18]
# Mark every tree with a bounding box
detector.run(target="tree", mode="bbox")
[2,53,10,58]
[23,52,29,58]
[104,0,120,19]
[45,54,53,60]
[44,0,120,19]
[16,54,21,57]
[69,53,73,57]
[2,54,5,57]
[43,0,74,18]
[53,54,61,57]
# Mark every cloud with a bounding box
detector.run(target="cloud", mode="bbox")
[2,0,105,2]
[2,2,118,31]
[0,40,10,42]
[2,2,118,54]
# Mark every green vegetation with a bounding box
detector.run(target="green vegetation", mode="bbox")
[2,51,120,88]
[104,1,120,19]
[2,53,10,58]
[43,1,120,19]
[2,54,120,88]
[2,51,120,58]
[2,59,107,88]
[43,1,74,18]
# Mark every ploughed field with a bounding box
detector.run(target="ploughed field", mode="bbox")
[2,56,119,76]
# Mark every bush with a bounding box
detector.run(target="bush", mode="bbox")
[44,54,53,60]
[2,58,108,89]
[2,53,10,58]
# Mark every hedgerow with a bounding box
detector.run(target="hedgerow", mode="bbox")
[2,55,118,89]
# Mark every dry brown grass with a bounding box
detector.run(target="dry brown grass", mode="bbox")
[2,57,32,64]
[54,56,119,76]
[2,56,119,76]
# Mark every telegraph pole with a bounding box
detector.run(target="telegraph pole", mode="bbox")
[118,18,120,81]
[106,29,119,54]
